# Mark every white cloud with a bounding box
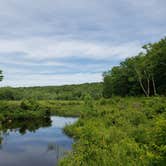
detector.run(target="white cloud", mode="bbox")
[1,72,102,87]
[0,38,142,61]
[0,36,146,87]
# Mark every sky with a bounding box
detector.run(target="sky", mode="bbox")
[0,0,166,87]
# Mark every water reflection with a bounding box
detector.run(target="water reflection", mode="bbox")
[0,116,77,166]
[1,118,52,135]
[47,143,69,161]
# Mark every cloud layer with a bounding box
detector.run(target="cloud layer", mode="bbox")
[0,0,166,87]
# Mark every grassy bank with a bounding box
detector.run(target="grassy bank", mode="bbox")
[0,100,49,122]
[0,100,84,122]
[38,100,85,117]
[59,97,166,166]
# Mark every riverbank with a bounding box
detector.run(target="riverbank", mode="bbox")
[0,100,84,123]
[0,100,50,122]
[59,97,166,166]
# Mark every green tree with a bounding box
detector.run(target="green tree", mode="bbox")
[103,37,166,97]
[0,70,3,82]
[0,87,18,100]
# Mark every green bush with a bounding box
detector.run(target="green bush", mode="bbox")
[20,99,39,111]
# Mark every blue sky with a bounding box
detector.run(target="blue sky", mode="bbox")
[0,0,166,87]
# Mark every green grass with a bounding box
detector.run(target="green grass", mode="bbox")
[0,100,84,122]
[0,100,45,121]
[38,100,85,117]
[59,97,166,166]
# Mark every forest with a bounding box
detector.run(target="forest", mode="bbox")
[0,37,166,166]
[0,83,103,100]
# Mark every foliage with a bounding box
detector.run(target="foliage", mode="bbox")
[60,97,166,166]
[0,87,21,100]
[103,37,166,97]
[0,99,52,122]
[83,94,93,108]
[38,100,84,117]
[0,100,84,123]
[20,99,39,111]
[0,70,3,82]
[0,83,103,101]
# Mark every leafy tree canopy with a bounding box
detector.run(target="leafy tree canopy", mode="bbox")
[103,37,166,97]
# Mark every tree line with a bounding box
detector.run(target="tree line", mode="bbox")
[0,83,103,100]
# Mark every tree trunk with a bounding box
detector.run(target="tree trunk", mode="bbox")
[135,69,149,97]
[144,70,150,97]
[138,78,149,97]
[147,77,150,96]
[152,76,157,96]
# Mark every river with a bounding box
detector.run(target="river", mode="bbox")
[0,116,77,166]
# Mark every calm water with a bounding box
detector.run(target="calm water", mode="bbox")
[0,116,77,166]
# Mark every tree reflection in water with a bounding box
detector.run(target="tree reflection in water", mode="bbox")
[0,117,52,147]
[0,116,76,166]
[0,135,2,149]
